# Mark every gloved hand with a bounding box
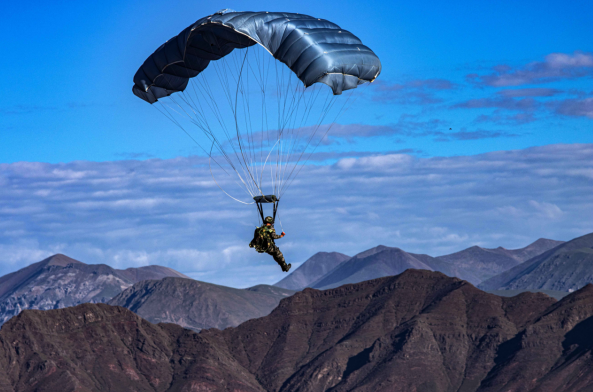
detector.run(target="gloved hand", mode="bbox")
[281,232,286,237]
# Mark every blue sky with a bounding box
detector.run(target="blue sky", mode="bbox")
[1,0,591,162]
[0,0,592,286]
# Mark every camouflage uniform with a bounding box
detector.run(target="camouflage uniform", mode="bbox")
[249,224,289,271]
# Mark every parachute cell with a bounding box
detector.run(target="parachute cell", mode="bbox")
[133,10,381,103]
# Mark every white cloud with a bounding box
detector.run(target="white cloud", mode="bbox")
[0,144,591,287]
[471,51,593,87]
[529,200,564,219]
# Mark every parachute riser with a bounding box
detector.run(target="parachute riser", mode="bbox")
[254,195,279,225]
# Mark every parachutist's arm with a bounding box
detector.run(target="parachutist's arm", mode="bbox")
[270,228,282,240]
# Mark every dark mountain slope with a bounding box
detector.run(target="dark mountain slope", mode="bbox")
[244,284,296,297]
[487,289,570,300]
[435,238,563,284]
[309,246,462,290]
[309,247,435,289]
[0,254,83,298]
[496,238,564,262]
[479,232,593,292]
[108,277,295,331]
[3,270,593,392]
[478,284,593,391]
[0,254,188,326]
[307,238,562,290]
[214,270,557,392]
[0,303,265,392]
[116,264,188,282]
[274,252,351,290]
[436,246,521,283]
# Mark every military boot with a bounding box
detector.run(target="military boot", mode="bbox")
[282,263,292,272]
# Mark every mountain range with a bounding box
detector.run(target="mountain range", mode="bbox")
[479,232,593,292]
[278,238,564,290]
[0,235,585,335]
[108,277,294,331]
[2,269,592,392]
[434,238,564,283]
[0,254,187,326]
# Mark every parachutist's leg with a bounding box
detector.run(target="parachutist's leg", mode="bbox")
[267,246,291,272]
[270,246,285,264]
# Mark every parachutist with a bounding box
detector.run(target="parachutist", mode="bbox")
[249,216,291,272]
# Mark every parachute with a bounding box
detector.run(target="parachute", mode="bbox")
[132,9,381,224]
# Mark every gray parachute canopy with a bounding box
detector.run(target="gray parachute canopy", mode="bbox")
[133,9,381,103]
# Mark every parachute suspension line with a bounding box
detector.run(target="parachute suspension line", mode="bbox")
[233,48,266,198]
[153,102,252,198]
[249,44,272,189]
[188,48,260,199]
[277,74,307,194]
[163,95,242,180]
[275,209,284,232]
[204,53,255,196]
[277,86,337,197]
[209,147,255,204]
[260,138,281,194]
[240,49,260,194]
[275,65,300,195]
[156,68,260,200]
[218,48,265,198]
[153,70,233,170]
[192,73,252,185]
[280,100,342,196]
[279,84,319,193]
[217,66,257,197]
[278,85,319,187]
[157,100,255,199]
[219,52,264,198]
[234,49,260,189]
[280,85,364,197]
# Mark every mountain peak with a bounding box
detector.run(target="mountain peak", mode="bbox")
[351,245,394,260]
[310,247,437,290]
[0,253,190,327]
[479,233,593,292]
[44,253,84,267]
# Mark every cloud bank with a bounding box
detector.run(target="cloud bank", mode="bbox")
[0,144,591,287]
[467,51,593,87]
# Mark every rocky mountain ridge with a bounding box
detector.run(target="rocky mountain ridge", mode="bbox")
[108,277,295,331]
[276,238,564,291]
[0,253,188,326]
[479,232,593,292]
[302,238,563,290]
[2,269,592,391]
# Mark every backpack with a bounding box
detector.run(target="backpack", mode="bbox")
[250,226,273,253]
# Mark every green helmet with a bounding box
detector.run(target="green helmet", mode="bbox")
[264,216,274,224]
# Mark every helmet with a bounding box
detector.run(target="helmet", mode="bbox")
[264,216,274,224]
